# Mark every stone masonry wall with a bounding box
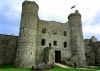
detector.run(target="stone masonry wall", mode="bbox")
[15,1,39,68]
[36,20,72,65]
[68,10,87,67]
[92,41,100,65]
[84,36,100,66]
[84,39,95,65]
[0,34,18,65]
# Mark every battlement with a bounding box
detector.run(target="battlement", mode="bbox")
[22,1,39,8]
[68,10,81,19]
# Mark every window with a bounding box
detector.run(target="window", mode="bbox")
[64,42,67,48]
[42,28,46,33]
[41,39,45,45]
[49,43,51,47]
[53,41,57,46]
[53,29,57,35]
[64,31,67,36]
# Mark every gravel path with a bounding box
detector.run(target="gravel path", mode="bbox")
[55,63,100,71]
[55,63,71,68]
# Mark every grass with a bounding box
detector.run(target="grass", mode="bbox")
[88,66,100,70]
[0,64,30,71]
[46,65,96,71]
[0,64,100,71]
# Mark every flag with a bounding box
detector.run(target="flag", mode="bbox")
[71,5,76,9]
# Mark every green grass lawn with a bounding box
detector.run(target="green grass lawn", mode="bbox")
[0,64,100,71]
[0,64,30,71]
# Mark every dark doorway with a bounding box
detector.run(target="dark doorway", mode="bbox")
[55,51,61,63]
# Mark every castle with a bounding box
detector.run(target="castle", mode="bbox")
[0,0,100,68]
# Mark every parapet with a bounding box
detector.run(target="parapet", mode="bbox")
[68,10,81,19]
[22,0,39,9]
[22,0,39,16]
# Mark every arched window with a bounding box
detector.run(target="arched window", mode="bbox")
[41,39,45,45]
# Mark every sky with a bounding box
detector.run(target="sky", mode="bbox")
[0,0,100,41]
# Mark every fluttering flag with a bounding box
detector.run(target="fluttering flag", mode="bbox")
[71,5,76,9]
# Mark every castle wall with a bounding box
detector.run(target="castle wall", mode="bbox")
[0,34,18,65]
[14,0,87,68]
[84,38,100,66]
[92,42,100,65]
[36,20,71,65]
[84,39,95,65]
[0,0,99,68]
[84,35,100,66]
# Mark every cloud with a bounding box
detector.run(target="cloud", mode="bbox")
[34,0,100,41]
[0,0,22,35]
[90,11,100,26]
[83,11,100,40]
[0,0,100,40]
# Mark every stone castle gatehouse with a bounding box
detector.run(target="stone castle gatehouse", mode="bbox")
[0,0,100,68]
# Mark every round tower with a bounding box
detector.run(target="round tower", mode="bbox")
[68,10,87,67]
[15,1,39,68]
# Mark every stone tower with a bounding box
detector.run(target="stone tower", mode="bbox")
[68,10,87,67]
[15,1,39,68]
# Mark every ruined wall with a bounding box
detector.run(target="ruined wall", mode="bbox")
[84,39,95,65]
[0,34,18,65]
[0,0,100,68]
[84,36,100,66]
[92,41,100,66]
[36,20,71,65]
